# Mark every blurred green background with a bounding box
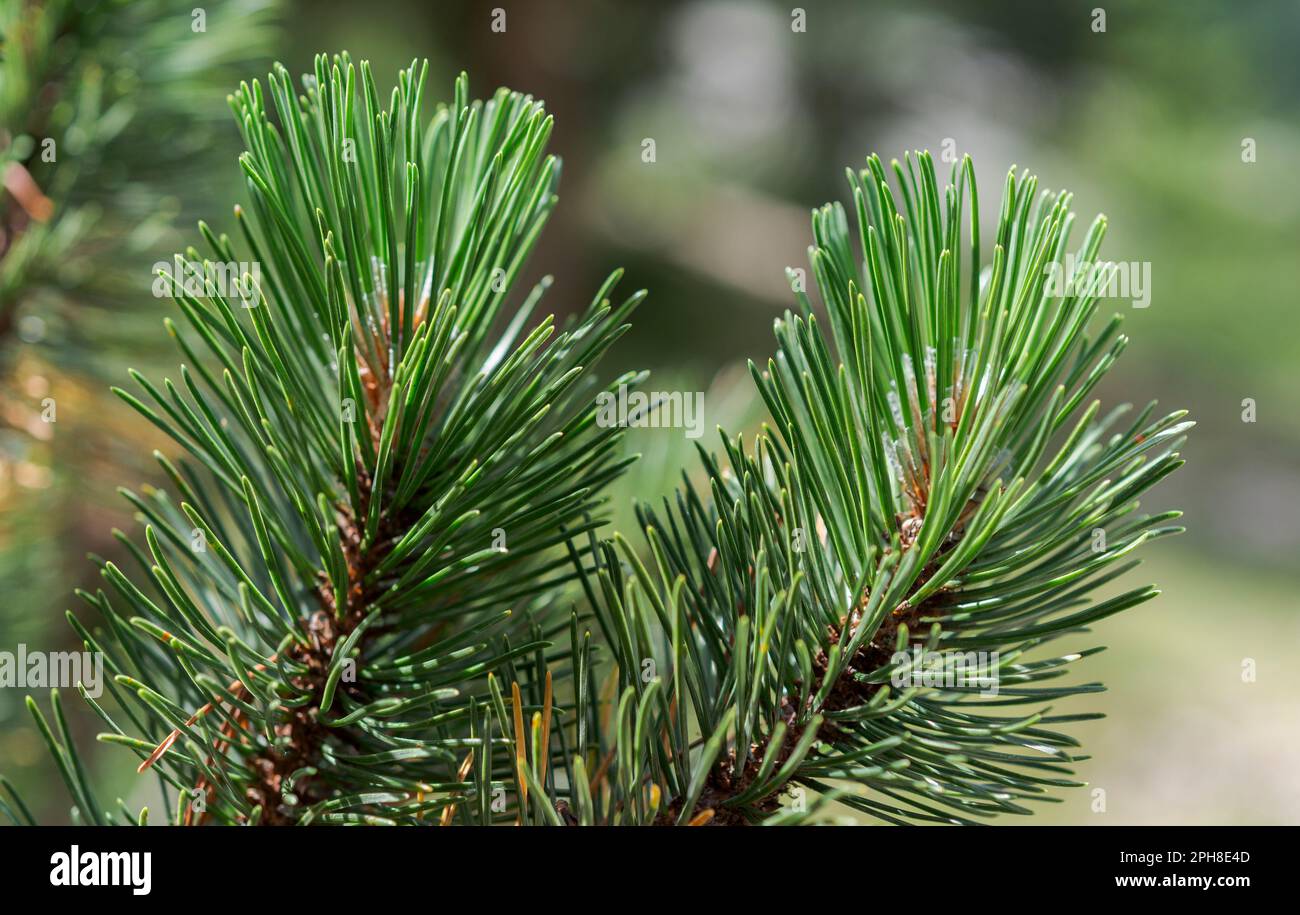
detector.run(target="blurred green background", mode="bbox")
[2,0,1297,824]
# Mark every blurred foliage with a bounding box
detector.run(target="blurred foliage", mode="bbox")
[1,0,279,369]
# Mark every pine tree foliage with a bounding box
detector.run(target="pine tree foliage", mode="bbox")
[6,55,645,826]
[4,52,1189,827]
[507,154,1190,825]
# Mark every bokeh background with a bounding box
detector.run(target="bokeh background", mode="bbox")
[3,0,1298,824]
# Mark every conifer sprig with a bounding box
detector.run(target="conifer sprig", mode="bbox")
[506,153,1189,826]
[9,55,644,826]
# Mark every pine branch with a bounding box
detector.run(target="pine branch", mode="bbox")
[507,153,1190,826]
[9,54,644,826]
